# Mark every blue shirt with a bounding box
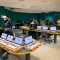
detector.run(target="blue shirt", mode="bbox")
[33,20,38,24]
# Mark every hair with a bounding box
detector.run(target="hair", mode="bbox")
[2,15,8,19]
[40,20,45,25]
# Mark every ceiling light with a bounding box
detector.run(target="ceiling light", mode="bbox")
[47,2,51,4]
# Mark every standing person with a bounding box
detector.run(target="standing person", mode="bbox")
[1,15,13,35]
[0,16,12,55]
[1,15,12,29]
[33,18,38,25]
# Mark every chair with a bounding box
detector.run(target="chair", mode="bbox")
[0,52,9,60]
[0,28,4,37]
[5,29,14,36]
[40,32,52,44]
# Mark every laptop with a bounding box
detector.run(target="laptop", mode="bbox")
[25,36,38,48]
[2,35,14,45]
[37,26,41,30]
[50,26,56,32]
[7,37,23,49]
[0,33,7,40]
[42,26,48,30]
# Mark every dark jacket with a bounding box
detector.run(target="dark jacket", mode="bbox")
[2,18,12,28]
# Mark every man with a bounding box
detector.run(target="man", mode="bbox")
[2,15,12,29]
[33,18,38,25]
[0,16,12,55]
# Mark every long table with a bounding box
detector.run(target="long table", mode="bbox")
[0,47,31,60]
[0,38,41,60]
[19,26,60,43]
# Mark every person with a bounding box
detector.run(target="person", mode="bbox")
[57,19,60,30]
[33,18,38,25]
[40,20,45,27]
[0,16,12,55]
[30,20,37,29]
[1,15,12,29]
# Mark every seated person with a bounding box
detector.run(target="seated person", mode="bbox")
[29,20,37,39]
[40,20,52,37]
[40,20,46,27]
[30,20,37,29]
[48,20,55,26]
[5,29,14,36]
[57,19,60,30]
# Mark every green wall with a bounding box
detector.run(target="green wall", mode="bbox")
[5,9,39,26]
[39,12,60,22]
[0,6,5,27]
[0,6,60,27]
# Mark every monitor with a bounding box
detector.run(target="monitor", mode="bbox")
[50,27,56,31]
[42,26,48,30]
[14,37,23,45]
[6,35,13,42]
[1,33,7,39]
[25,36,33,45]
[37,26,41,29]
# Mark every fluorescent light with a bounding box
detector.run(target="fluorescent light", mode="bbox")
[47,2,51,4]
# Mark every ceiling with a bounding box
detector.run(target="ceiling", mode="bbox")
[0,0,60,13]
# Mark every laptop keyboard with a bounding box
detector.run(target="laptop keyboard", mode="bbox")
[28,43,38,48]
[11,43,20,47]
[8,44,17,49]
[27,42,36,46]
[3,41,9,44]
[11,44,18,47]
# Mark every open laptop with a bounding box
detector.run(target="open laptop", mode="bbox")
[0,33,7,41]
[50,26,56,32]
[1,35,14,45]
[7,37,23,49]
[37,26,41,30]
[42,26,48,31]
[25,36,38,48]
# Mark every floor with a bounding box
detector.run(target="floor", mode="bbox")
[7,34,60,60]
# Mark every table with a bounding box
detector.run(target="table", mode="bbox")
[0,47,31,60]
[0,39,41,60]
[19,26,60,43]
[34,30,59,43]
[19,26,30,35]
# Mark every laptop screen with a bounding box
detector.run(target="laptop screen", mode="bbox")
[25,36,33,45]
[42,26,48,30]
[50,27,56,31]
[6,35,13,42]
[14,37,23,45]
[1,33,7,39]
[37,26,41,29]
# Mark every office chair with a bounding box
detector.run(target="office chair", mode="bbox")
[39,32,52,44]
[0,52,9,60]
[4,29,14,36]
[0,28,4,37]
